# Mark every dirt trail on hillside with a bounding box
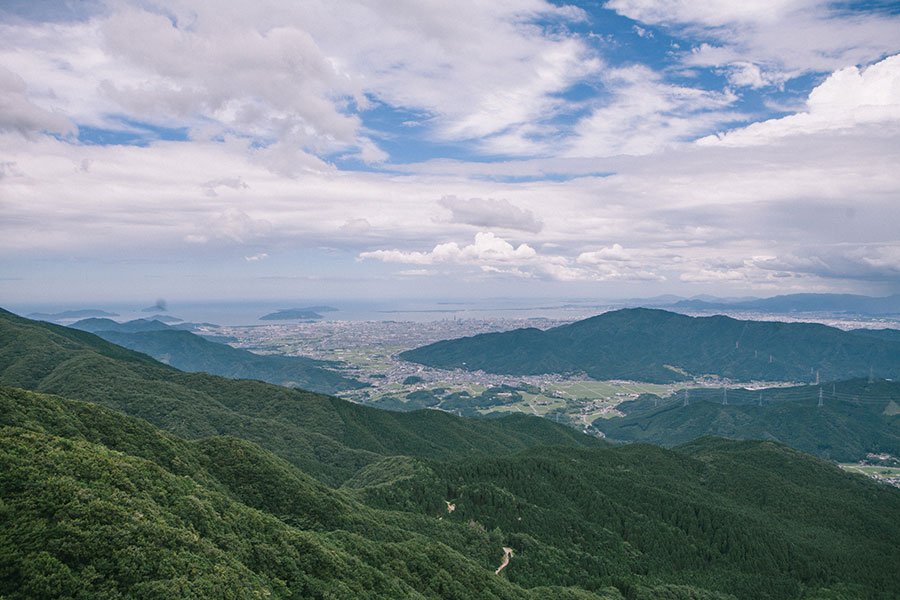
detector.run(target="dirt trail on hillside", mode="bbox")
[495,547,513,575]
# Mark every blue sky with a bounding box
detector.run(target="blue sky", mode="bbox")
[1,0,899,305]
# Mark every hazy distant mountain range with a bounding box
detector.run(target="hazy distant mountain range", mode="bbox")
[401,308,900,383]
[27,309,118,320]
[665,293,900,315]
[69,317,364,394]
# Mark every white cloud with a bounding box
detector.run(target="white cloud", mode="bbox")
[359,233,668,282]
[201,177,248,197]
[608,0,900,96]
[396,269,433,276]
[0,0,602,162]
[724,61,774,89]
[577,243,630,263]
[699,54,900,146]
[605,0,815,27]
[244,253,268,262]
[0,66,75,136]
[359,232,537,266]
[338,218,372,236]
[437,195,543,233]
[564,65,740,156]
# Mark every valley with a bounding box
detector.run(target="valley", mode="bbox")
[202,310,899,435]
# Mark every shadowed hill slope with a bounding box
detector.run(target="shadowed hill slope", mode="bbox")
[598,379,900,461]
[69,317,366,394]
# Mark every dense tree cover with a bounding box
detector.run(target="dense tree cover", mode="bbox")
[4,308,900,599]
[378,385,527,415]
[0,308,599,487]
[600,379,900,461]
[850,327,900,342]
[400,308,900,383]
[68,318,366,394]
[0,386,639,600]
[357,439,900,599]
[11,385,899,599]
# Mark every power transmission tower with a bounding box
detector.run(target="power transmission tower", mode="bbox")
[832,382,836,397]
[818,387,823,408]
[683,389,689,407]
[723,388,728,406]
[815,370,819,385]
[869,366,874,384]
[759,393,762,407]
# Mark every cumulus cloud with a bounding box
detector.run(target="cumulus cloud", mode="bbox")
[437,196,543,233]
[359,233,667,282]
[244,253,268,262]
[0,66,75,136]
[699,54,900,146]
[577,243,631,263]
[359,232,537,266]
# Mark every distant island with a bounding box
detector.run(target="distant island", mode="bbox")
[259,306,338,320]
[26,309,118,321]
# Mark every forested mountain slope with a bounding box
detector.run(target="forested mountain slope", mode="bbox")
[359,437,900,599]
[4,386,900,599]
[400,308,900,383]
[68,317,366,394]
[0,387,614,600]
[599,379,900,460]
[0,308,599,485]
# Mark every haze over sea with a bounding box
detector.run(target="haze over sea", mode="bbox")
[10,298,626,326]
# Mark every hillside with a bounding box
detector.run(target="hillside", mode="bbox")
[361,438,900,599]
[4,386,900,599]
[0,308,598,485]
[1,387,610,600]
[598,379,900,461]
[400,308,900,383]
[69,317,366,394]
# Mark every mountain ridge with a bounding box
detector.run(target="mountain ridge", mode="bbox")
[400,308,900,383]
